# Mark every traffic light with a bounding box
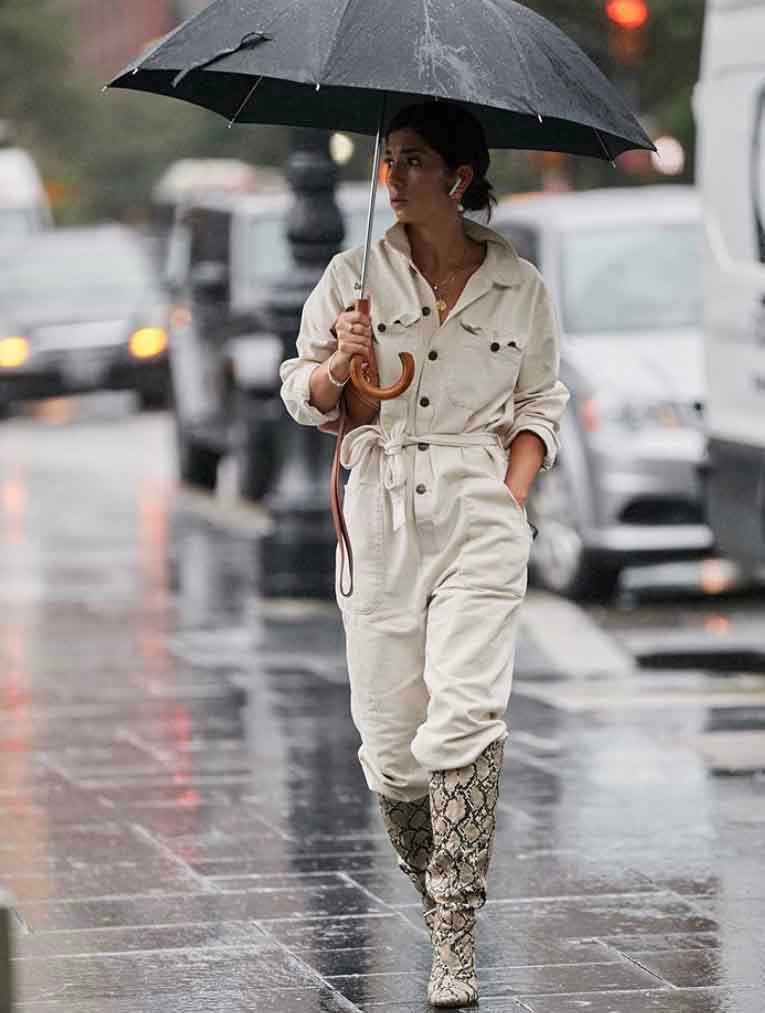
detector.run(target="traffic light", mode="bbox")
[606,1,649,30]
[606,0,649,66]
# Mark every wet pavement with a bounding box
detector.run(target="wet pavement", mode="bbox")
[1,399,765,1012]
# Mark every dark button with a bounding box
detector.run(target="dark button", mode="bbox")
[377,322,386,333]
[416,484,427,495]
[419,396,430,408]
[428,350,438,361]
[490,342,500,352]
[422,306,431,316]
[418,442,428,451]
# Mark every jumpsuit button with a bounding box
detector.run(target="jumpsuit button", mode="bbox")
[419,396,430,407]
[490,341,500,352]
[378,323,387,333]
[428,350,438,361]
[416,483,427,494]
[422,306,431,316]
[418,443,428,451]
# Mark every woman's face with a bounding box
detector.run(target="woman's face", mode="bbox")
[383,128,471,225]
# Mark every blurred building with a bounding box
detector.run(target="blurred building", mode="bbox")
[66,1,209,78]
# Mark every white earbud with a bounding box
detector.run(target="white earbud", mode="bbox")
[448,177,462,197]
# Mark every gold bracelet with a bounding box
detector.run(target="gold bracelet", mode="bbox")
[327,353,350,389]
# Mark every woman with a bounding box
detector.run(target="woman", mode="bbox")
[280,101,569,1008]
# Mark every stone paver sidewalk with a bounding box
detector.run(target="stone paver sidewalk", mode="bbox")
[1,412,764,1012]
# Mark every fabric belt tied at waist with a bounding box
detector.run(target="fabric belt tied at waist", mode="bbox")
[341,423,503,533]
[330,418,503,598]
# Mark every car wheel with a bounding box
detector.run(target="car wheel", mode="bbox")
[234,408,280,502]
[529,463,621,601]
[137,388,169,412]
[176,426,220,491]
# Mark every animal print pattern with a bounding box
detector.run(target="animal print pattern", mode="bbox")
[425,737,505,1008]
[376,793,435,912]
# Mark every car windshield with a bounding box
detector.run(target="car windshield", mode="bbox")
[561,222,703,334]
[0,236,156,306]
[243,203,395,287]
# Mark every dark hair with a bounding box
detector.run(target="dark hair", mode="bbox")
[385,101,497,220]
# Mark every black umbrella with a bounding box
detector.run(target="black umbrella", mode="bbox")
[110,0,652,158]
[108,0,654,398]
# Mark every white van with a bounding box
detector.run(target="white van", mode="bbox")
[0,148,53,236]
[695,0,765,570]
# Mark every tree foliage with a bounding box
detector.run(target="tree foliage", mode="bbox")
[514,0,704,189]
[0,1,704,222]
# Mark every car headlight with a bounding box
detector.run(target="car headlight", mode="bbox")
[0,336,30,369]
[129,327,168,360]
[579,394,693,433]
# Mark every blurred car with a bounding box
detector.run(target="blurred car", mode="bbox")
[166,182,395,497]
[149,158,284,276]
[492,185,710,599]
[695,0,765,574]
[0,148,53,237]
[0,225,171,412]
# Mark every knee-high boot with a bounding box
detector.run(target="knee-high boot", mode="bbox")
[376,794,435,915]
[425,737,505,1008]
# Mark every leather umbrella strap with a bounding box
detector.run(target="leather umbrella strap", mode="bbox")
[330,407,354,598]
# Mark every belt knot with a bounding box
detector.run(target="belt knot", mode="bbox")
[339,422,501,532]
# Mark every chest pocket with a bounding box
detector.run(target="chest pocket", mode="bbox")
[446,321,526,409]
[373,304,422,392]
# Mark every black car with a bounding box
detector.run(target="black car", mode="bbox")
[0,225,171,412]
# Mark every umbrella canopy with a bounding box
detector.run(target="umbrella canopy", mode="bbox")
[109,0,654,161]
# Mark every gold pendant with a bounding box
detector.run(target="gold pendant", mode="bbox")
[436,298,448,312]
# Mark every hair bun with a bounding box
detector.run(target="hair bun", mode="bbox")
[461,176,496,217]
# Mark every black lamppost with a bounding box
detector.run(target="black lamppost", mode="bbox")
[259,128,344,598]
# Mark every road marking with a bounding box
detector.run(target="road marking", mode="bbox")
[175,487,273,535]
[510,730,562,755]
[686,731,765,773]
[520,590,636,679]
[513,677,765,712]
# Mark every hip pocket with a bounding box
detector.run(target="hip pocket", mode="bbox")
[336,479,384,614]
[498,480,538,542]
[485,445,536,542]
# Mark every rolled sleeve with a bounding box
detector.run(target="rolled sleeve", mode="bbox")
[280,360,342,427]
[279,257,345,428]
[501,275,570,470]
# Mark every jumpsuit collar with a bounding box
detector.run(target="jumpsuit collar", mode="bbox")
[382,217,523,290]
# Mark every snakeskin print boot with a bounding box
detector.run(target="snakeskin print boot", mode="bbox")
[425,737,505,1008]
[376,794,435,916]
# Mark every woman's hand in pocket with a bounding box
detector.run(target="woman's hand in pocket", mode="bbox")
[504,482,529,510]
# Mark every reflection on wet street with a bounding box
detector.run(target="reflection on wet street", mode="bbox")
[1,399,764,1012]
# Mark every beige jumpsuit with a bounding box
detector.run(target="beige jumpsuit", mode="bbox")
[280,219,569,802]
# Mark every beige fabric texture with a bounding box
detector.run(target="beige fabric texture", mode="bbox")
[280,218,569,801]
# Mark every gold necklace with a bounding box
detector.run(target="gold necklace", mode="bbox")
[427,262,467,313]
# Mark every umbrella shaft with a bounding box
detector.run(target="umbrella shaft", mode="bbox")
[359,93,387,301]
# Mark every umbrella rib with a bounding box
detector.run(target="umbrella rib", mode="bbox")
[594,128,616,166]
[228,77,265,127]
[485,0,544,121]
[319,0,365,85]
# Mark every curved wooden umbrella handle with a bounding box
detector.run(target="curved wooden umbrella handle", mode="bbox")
[349,298,415,401]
